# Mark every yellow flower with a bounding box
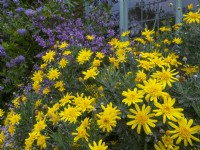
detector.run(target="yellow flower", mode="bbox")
[63,50,71,56]
[32,81,41,93]
[0,109,4,117]
[135,70,147,82]
[159,26,171,32]
[153,97,184,123]
[47,68,60,80]
[42,50,55,63]
[88,139,108,150]
[54,80,64,89]
[121,30,130,36]
[142,28,155,37]
[75,96,95,113]
[137,78,168,102]
[82,67,98,80]
[127,104,157,135]
[95,52,105,59]
[187,4,193,11]
[168,118,200,146]
[76,48,93,65]
[25,132,38,150]
[181,64,198,77]
[58,41,68,49]
[36,134,49,149]
[122,88,143,106]
[92,59,101,67]
[72,126,89,142]
[59,105,81,124]
[42,87,50,95]
[59,58,68,68]
[151,67,178,88]
[31,70,43,83]
[86,35,94,40]
[0,131,5,148]
[163,39,171,45]
[59,92,74,106]
[40,63,47,69]
[33,119,47,133]
[97,103,121,132]
[134,38,146,44]
[34,99,41,110]
[80,117,91,129]
[9,113,21,125]
[183,11,200,24]
[136,60,155,71]
[154,140,179,150]
[172,37,183,45]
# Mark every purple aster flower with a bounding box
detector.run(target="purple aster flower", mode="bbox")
[17,29,27,36]
[13,0,19,4]
[36,7,43,13]
[25,9,36,17]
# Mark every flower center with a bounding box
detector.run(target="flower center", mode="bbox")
[179,126,190,138]
[137,112,148,124]
[160,72,170,80]
[190,13,199,19]
[163,106,171,114]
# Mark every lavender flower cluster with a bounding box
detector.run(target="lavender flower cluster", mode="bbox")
[6,55,25,68]
[0,45,7,57]
[32,3,119,54]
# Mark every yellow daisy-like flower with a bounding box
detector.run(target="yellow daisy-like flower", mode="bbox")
[168,118,200,146]
[31,70,43,83]
[42,50,55,63]
[159,26,171,32]
[76,48,93,65]
[82,67,98,80]
[36,134,49,149]
[42,87,50,95]
[127,104,157,135]
[0,109,4,117]
[121,30,130,36]
[142,28,155,37]
[88,139,108,150]
[47,68,60,80]
[181,64,198,77]
[137,78,168,102]
[183,11,200,24]
[75,96,95,113]
[151,67,178,88]
[63,50,71,56]
[0,131,5,148]
[172,37,183,45]
[95,52,105,59]
[72,126,89,142]
[122,88,143,106]
[154,140,179,150]
[59,92,74,106]
[153,97,184,123]
[97,103,121,132]
[135,70,147,82]
[59,58,68,68]
[86,35,94,40]
[187,4,193,11]
[59,105,81,124]
[58,41,68,49]
[134,37,146,44]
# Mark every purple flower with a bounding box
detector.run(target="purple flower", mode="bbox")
[14,55,25,65]
[25,9,36,17]
[0,86,4,91]
[6,62,13,68]
[17,29,27,36]
[15,7,25,13]
[0,45,7,57]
